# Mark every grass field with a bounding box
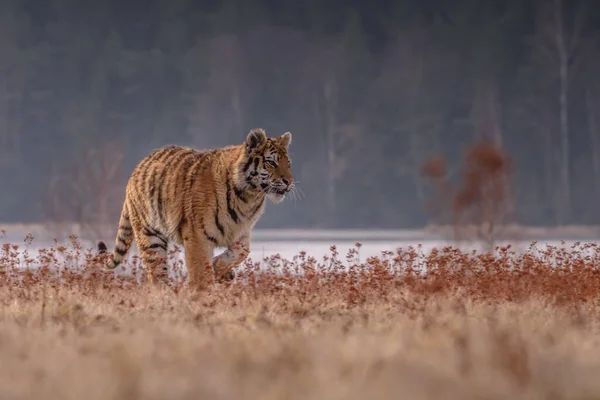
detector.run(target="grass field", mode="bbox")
[2,236,600,399]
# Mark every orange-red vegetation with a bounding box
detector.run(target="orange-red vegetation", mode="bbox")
[1,234,600,399]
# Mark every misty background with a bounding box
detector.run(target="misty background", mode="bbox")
[1,0,600,235]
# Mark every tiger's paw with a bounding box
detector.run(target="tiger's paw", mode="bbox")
[217,268,236,283]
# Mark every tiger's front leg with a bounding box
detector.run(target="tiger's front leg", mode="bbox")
[212,235,250,282]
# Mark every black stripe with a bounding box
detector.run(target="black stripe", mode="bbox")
[233,185,246,202]
[138,213,151,234]
[176,156,196,196]
[181,155,209,237]
[185,151,210,200]
[139,147,174,195]
[140,243,167,253]
[118,224,132,232]
[115,247,128,256]
[169,148,195,169]
[177,217,186,241]
[155,166,168,225]
[154,148,189,224]
[144,227,158,236]
[214,210,225,237]
[187,166,197,194]
[237,206,246,219]
[147,146,177,173]
[147,243,167,251]
[179,155,196,174]
[132,147,169,191]
[202,225,218,245]
[144,227,167,245]
[170,150,197,189]
[242,157,254,173]
[248,200,264,220]
[168,150,197,216]
[136,152,156,177]
[97,241,107,253]
[225,179,239,224]
[156,146,180,163]
[147,164,157,204]
[184,155,202,192]
[141,163,151,196]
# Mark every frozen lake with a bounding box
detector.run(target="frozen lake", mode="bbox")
[1,225,599,273]
[4,237,598,270]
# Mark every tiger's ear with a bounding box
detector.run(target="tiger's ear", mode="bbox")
[280,132,292,148]
[246,128,267,153]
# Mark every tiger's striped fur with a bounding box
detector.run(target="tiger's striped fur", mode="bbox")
[97,128,294,289]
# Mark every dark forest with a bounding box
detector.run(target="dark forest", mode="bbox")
[1,0,599,230]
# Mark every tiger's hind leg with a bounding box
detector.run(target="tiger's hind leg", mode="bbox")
[141,229,170,285]
[129,217,170,286]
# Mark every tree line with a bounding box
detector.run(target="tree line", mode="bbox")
[1,0,599,230]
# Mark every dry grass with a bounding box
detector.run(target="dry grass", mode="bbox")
[1,234,600,399]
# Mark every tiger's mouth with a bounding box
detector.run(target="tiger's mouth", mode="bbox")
[260,184,287,196]
[267,188,287,203]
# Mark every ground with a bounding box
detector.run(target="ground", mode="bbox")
[1,237,600,399]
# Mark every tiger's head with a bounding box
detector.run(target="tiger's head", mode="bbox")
[239,128,294,203]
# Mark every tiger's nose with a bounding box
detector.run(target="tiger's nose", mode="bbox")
[282,178,293,190]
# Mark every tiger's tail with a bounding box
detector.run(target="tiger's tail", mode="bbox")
[97,201,133,269]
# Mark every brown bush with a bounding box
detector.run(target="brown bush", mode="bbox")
[422,139,514,251]
[2,235,600,310]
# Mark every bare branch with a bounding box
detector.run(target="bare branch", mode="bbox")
[43,139,125,242]
[568,0,587,53]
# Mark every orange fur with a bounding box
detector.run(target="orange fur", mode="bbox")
[97,128,294,290]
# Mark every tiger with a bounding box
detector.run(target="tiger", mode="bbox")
[97,128,294,290]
